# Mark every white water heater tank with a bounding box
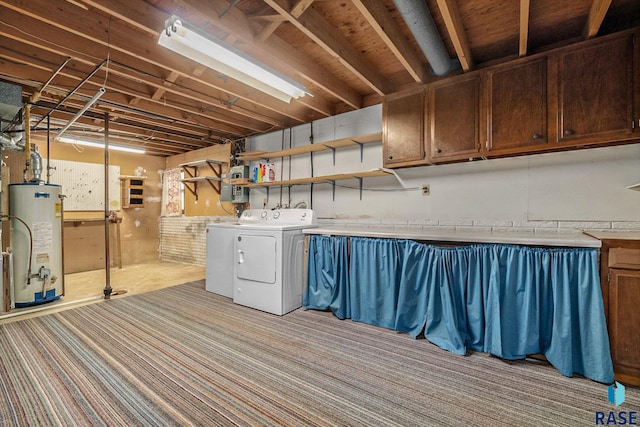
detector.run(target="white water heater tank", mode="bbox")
[9,183,63,307]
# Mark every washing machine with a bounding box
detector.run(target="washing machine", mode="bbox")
[233,209,316,315]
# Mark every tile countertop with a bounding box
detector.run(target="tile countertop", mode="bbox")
[584,231,640,241]
[303,226,603,248]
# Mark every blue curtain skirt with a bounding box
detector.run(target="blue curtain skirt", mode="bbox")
[304,235,613,384]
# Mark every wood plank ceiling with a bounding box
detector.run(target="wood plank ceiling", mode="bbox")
[0,0,638,156]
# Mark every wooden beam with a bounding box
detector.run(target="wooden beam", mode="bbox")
[263,0,392,95]
[519,0,530,57]
[253,0,315,43]
[0,40,259,136]
[291,0,316,17]
[254,16,288,42]
[584,0,612,39]
[434,0,475,71]
[151,71,180,101]
[0,1,309,125]
[352,0,429,83]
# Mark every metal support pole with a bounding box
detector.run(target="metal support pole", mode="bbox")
[103,112,112,300]
[46,116,51,184]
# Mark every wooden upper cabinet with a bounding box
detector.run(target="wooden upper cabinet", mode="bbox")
[427,73,481,162]
[554,31,635,144]
[380,29,639,169]
[383,89,426,167]
[485,58,548,154]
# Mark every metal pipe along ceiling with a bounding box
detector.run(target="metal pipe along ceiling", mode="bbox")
[392,0,459,76]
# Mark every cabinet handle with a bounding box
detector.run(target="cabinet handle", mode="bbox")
[564,129,575,136]
[436,148,442,154]
[388,155,393,160]
[532,133,543,140]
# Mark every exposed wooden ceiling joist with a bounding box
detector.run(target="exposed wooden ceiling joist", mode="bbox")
[584,0,613,38]
[434,0,475,71]
[352,0,430,83]
[263,0,392,95]
[519,0,530,57]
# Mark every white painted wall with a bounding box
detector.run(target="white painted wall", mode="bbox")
[247,105,640,232]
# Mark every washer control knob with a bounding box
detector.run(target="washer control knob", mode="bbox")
[261,211,268,218]
[273,211,280,218]
[301,212,307,217]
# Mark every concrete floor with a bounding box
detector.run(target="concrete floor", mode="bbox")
[0,261,205,324]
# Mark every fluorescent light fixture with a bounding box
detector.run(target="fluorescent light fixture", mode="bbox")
[57,136,146,154]
[55,87,105,140]
[158,16,311,103]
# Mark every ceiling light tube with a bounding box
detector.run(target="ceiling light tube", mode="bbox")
[158,17,310,103]
[57,136,145,154]
[54,87,105,140]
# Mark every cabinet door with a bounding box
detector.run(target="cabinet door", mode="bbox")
[609,268,640,385]
[485,58,547,154]
[428,73,480,162]
[383,90,425,167]
[556,33,635,144]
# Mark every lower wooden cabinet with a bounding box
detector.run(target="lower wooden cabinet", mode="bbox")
[592,233,640,386]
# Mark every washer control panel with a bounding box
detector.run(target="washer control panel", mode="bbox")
[239,209,315,226]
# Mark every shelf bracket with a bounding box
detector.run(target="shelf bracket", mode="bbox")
[183,182,198,201]
[326,146,337,165]
[204,160,223,181]
[357,177,363,200]
[204,178,220,194]
[354,141,364,162]
[327,180,336,201]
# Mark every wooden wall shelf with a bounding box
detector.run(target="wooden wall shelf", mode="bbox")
[240,169,391,200]
[179,159,225,200]
[237,132,382,162]
[236,132,385,200]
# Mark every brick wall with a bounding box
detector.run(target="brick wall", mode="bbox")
[159,216,235,266]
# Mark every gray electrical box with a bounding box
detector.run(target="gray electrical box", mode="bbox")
[221,165,249,203]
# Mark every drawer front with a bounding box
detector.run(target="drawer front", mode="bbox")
[609,248,640,269]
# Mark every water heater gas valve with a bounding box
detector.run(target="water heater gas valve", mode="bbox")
[37,266,51,280]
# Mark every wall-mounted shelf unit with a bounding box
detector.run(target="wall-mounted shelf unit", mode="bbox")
[239,169,391,200]
[237,132,382,164]
[180,159,224,200]
[120,176,146,208]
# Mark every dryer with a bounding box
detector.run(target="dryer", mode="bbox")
[233,209,316,315]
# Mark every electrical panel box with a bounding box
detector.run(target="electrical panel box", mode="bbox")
[221,165,249,203]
